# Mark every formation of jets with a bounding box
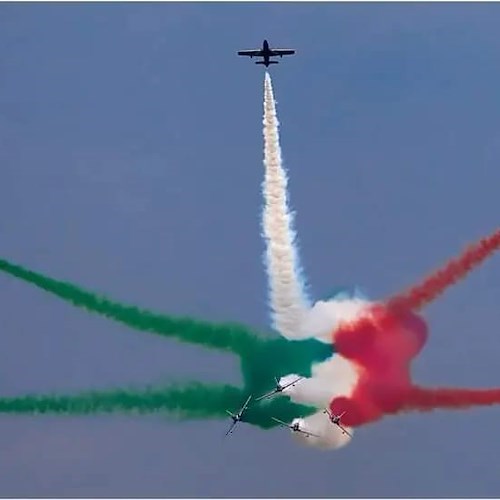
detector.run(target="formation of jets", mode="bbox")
[237,39,295,67]
[224,376,351,440]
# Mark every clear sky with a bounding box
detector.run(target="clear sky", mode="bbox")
[1,2,499,497]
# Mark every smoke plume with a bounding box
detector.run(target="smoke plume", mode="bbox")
[387,228,500,311]
[262,72,310,339]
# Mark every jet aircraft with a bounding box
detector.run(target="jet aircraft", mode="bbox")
[224,395,252,437]
[324,409,352,437]
[272,417,320,438]
[256,376,304,402]
[237,39,295,67]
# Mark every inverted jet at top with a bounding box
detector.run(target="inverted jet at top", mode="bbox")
[238,39,295,67]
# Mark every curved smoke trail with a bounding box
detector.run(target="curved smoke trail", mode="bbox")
[0,257,332,393]
[0,257,332,427]
[262,72,310,339]
[330,303,500,428]
[0,259,257,355]
[387,228,500,312]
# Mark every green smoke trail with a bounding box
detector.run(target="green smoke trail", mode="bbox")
[0,259,258,355]
[0,335,328,427]
[240,336,334,395]
[0,383,315,429]
[0,383,242,419]
[0,257,333,395]
[0,258,332,427]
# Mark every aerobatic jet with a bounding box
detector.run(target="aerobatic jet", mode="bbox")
[224,395,252,437]
[272,417,319,438]
[237,39,295,67]
[256,376,304,402]
[324,409,352,437]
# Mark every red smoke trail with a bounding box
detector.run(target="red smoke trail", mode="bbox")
[403,386,500,411]
[387,228,500,312]
[329,305,500,427]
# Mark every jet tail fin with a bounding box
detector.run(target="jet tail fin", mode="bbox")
[255,61,279,65]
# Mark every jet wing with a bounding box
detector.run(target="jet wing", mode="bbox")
[272,417,292,429]
[256,389,275,402]
[282,376,304,390]
[337,424,352,438]
[271,49,295,56]
[238,50,263,56]
[299,429,320,438]
[241,394,252,411]
[225,420,238,437]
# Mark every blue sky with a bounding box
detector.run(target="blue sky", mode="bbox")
[1,2,499,496]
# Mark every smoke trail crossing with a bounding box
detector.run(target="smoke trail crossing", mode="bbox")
[0,257,332,388]
[0,258,332,389]
[330,304,500,427]
[262,72,310,339]
[4,73,499,448]
[387,228,500,311]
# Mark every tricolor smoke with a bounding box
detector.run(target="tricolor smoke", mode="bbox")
[0,72,499,451]
[259,72,500,446]
[260,73,360,448]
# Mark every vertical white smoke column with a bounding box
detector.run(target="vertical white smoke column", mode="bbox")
[262,72,310,339]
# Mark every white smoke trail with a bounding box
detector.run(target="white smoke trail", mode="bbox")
[260,74,367,448]
[262,72,310,339]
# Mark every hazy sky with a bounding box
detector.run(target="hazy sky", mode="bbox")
[1,2,500,497]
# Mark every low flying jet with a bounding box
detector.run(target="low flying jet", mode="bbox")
[256,376,304,402]
[237,39,295,67]
[224,395,252,437]
[272,417,320,438]
[324,409,352,437]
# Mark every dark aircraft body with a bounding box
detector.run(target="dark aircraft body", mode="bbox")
[272,417,320,438]
[238,39,295,67]
[324,409,352,437]
[256,376,304,402]
[224,395,252,437]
